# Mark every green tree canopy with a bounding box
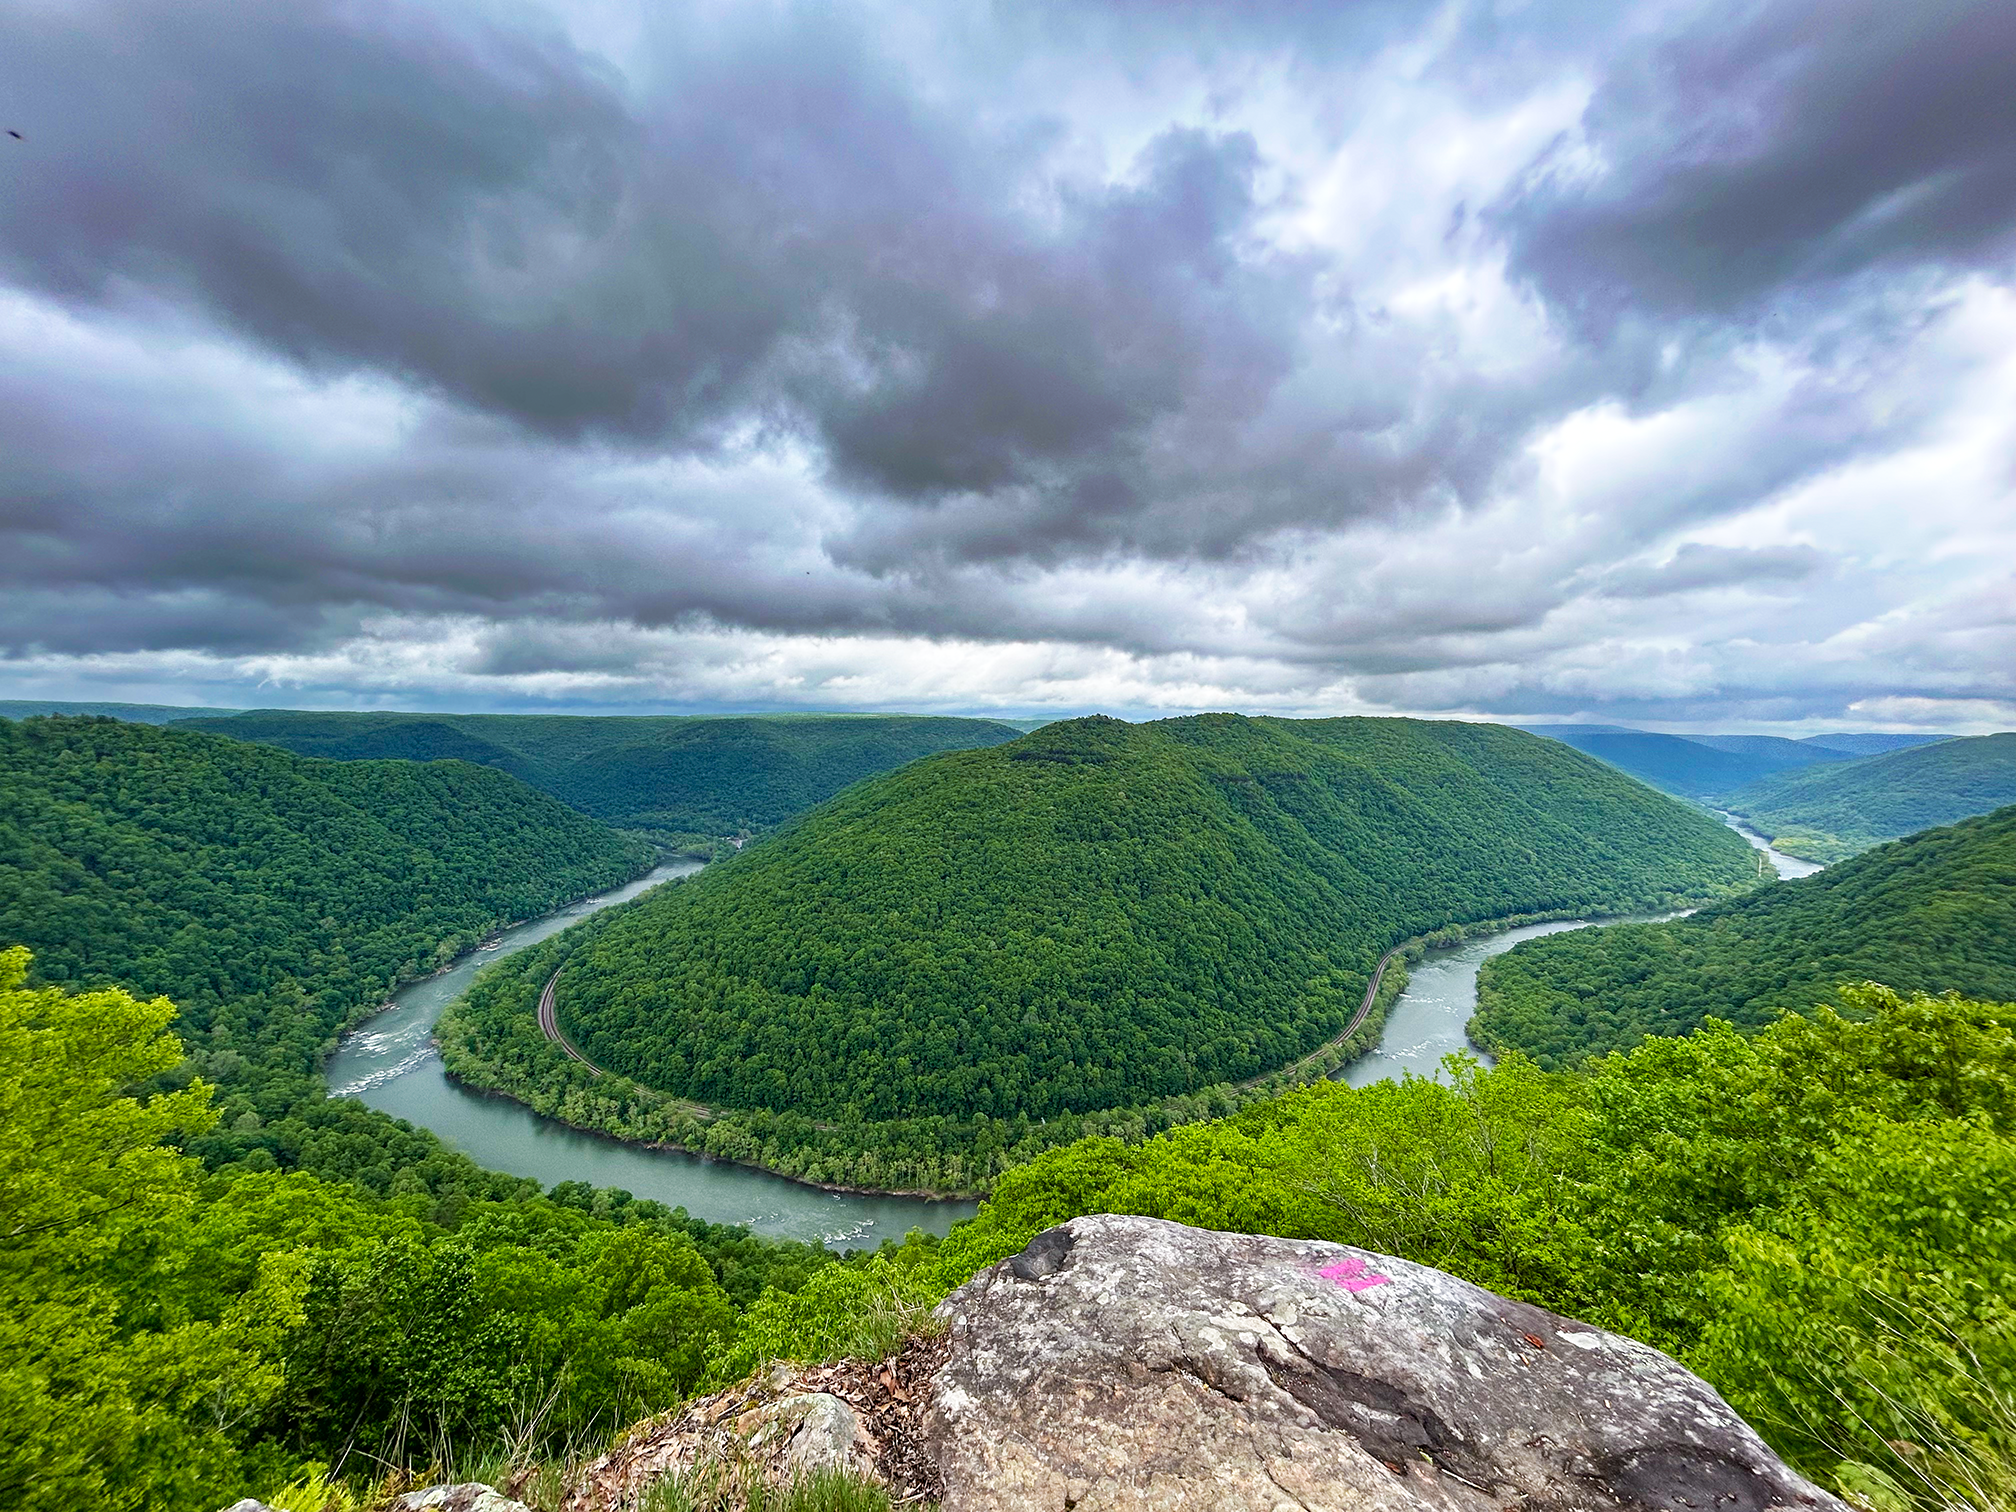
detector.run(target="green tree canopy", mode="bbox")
[1473,804,2016,1067]
[543,713,1758,1130]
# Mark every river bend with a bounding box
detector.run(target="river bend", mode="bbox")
[324,861,976,1248]
[328,820,1817,1238]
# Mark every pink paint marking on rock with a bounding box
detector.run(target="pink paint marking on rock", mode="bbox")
[1315,1255,1391,1292]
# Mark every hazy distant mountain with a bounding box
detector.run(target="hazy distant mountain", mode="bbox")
[1517,729,1806,797]
[1799,732,1954,756]
[178,708,1025,837]
[1721,732,2016,862]
[0,698,246,723]
[1683,734,1850,768]
[1515,725,1952,801]
[1503,724,1643,738]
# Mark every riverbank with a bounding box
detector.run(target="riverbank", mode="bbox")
[436,871,1751,1198]
[322,850,667,1058]
[325,859,976,1244]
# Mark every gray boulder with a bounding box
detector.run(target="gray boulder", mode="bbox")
[391,1485,531,1512]
[925,1214,1846,1512]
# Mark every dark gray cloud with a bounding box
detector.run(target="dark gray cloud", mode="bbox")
[0,0,1345,559]
[0,0,2008,728]
[1499,0,2016,328]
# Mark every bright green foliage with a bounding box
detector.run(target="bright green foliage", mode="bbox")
[1473,805,2016,1066]
[915,1052,1597,1309]
[542,713,1754,1131]
[0,947,282,1512]
[1723,731,2015,862]
[635,1463,899,1512]
[1693,1120,2016,1506]
[708,1233,945,1387]
[175,709,1025,838]
[0,954,830,1511]
[276,1220,736,1466]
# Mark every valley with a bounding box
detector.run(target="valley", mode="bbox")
[1719,730,2016,861]
[1475,802,2016,1066]
[4,703,2010,1512]
[439,713,1761,1190]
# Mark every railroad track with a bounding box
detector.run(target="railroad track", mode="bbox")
[536,969,607,1077]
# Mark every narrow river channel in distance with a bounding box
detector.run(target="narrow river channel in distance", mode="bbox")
[327,818,1820,1245]
[1338,818,1823,1087]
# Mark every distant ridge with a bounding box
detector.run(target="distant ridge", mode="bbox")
[177,709,1025,836]
[1521,729,1818,797]
[1514,724,1953,800]
[0,698,246,723]
[1799,731,1953,756]
[1721,731,2016,861]
[1476,802,2016,1066]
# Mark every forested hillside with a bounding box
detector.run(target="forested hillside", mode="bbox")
[177,709,1024,839]
[0,718,855,1509]
[0,715,658,1176]
[1472,803,2016,1067]
[488,714,1756,1156]
[768,984,2016,1510]
[1,952,839,1512]
[25,947,2016,1510]
[1523,727,1851,796]
[1721,730,2016,861]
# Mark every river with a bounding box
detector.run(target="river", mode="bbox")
[1339,818,1823,1087]
[1717,813,1824,880]
[330,821,1819,1234]
[324,861,977,1249]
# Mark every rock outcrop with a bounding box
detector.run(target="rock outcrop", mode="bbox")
[925,1214,1847,1512]
[390,1485,533,1512]
[563,1345,945,1510]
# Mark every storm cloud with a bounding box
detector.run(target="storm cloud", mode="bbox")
[0,0,2010,729]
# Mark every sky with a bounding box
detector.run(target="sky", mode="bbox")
[2,0,2012,732]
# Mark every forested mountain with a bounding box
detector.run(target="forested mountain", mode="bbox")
[1685,733,1854,766]
[2,716,656,1003]
[0,715,655,1163]
[0,716,861,1510]
[1521,727,1853,796]
[177,709,1024,837]
[1720,731,2016,862]
[1800,731,1952,756]
[517,714,1756,1139]
[1473,803,2016,1067]
[12,712,2007,1511]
